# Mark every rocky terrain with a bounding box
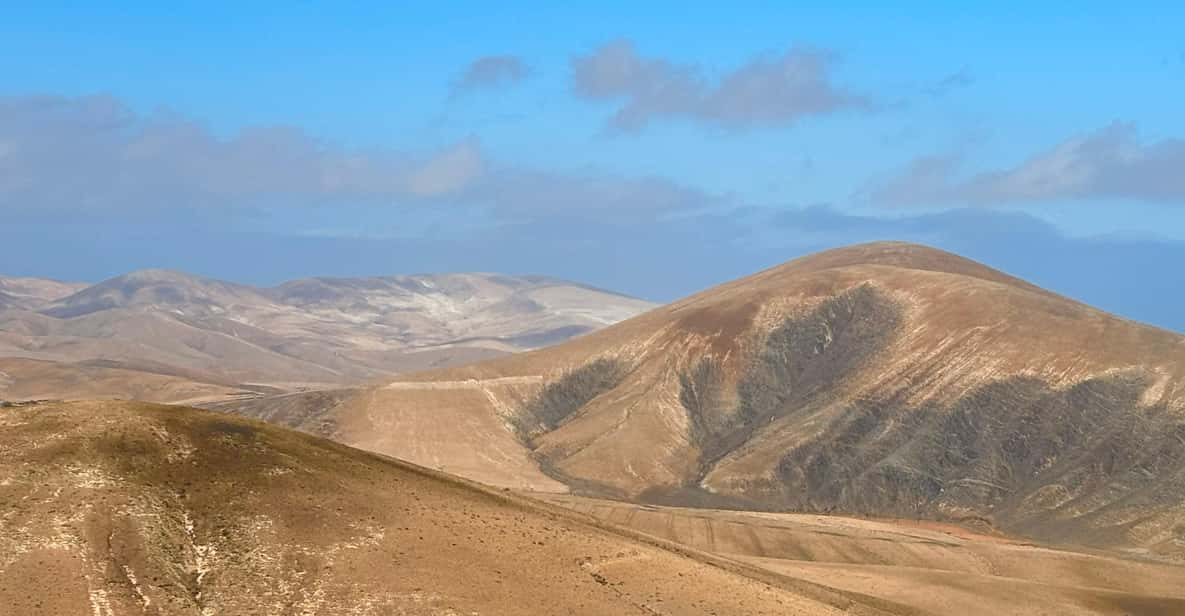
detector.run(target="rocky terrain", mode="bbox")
[0,270,653,403]
[0,400,888,616]
[306,242,1185,560]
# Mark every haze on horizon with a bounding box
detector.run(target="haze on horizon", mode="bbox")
[3,2,1185,332]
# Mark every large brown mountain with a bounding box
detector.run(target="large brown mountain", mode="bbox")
[0,400,888,616]
[0,270,653,403]
[292,242,1185,559]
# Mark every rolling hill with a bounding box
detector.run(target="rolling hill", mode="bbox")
[0,270,653,403]
[295,242,1185,559]
[0,276,87,311]
[0,400,889,615]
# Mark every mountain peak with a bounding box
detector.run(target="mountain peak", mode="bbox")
[763,241,1050,295]
[118,267,210,283]
[42,269,260,318]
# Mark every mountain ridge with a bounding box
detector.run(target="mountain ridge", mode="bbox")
[0,270,655,403]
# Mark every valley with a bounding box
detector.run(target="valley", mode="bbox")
[541,494,1185,616]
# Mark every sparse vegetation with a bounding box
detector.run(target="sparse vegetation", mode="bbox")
[770,373,1185,529]
[678,283,902,474]
[512,357,629,442]
[736,283,901,429]
[678,356,726,447]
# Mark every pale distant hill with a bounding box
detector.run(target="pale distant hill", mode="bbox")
[0,276,87,311]
[0,270,654,403]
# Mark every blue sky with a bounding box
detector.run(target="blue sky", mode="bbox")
[3,2,1185,330]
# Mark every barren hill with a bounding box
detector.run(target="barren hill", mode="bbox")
[0,400,882,615]
[0,271,653,403]
[314,242,1185,559]
[0,276,87,311]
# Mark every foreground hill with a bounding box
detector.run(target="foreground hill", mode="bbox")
[0,400,884,616]
[0,271,653,403]
[310,242,1185,559]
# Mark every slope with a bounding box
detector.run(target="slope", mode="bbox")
[542,495,1185,616]
[0,357,247,405]
[0,400,887,616]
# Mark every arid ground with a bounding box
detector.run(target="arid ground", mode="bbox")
[5,242,1185,615]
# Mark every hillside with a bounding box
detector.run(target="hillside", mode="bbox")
[0,271,653,403]
[0,400,885,615]
[542,495,1185,616]
[310,242,1185,559]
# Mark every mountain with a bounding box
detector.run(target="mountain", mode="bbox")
[305,242,1185,559]
[0,400,882,616]
[0,270,654,403]
[0,276,87,311]
[40,269,266,319]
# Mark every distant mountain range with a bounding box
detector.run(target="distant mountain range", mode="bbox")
[0,270,655,403]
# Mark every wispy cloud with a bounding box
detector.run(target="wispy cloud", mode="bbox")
[0,94,718,223]
[452,55,531,95]
[924,67,974,98]
[0,95,483,214]
[869,123,1185,207]
[472,166,722,221]
[570,39,870,133]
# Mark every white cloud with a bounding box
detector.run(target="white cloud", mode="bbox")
[453,55,530,94]
[0,94,718,223]
[870,123,1185,207]
[571,39,869,132]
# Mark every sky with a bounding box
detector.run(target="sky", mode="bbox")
[3,2,1185,331]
